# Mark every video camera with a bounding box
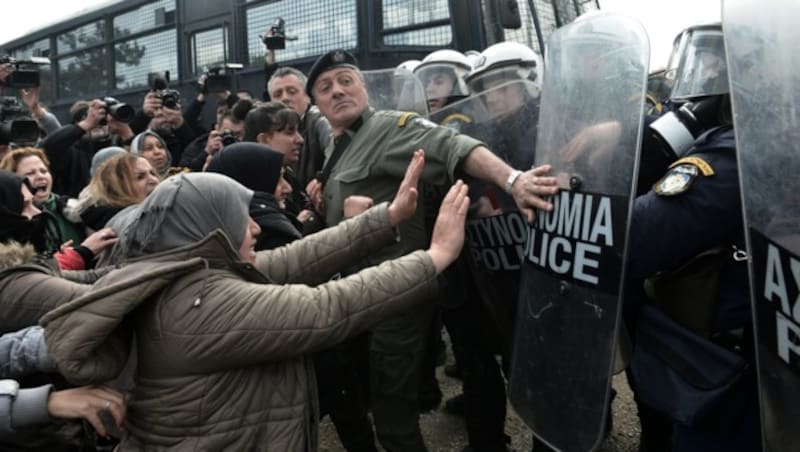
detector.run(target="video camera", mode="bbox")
[0,97,38,145]
[259,18,298,50]
[0,55,51,89]
[200,63,244,94]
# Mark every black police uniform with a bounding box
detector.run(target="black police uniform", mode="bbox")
[625,125,762,452]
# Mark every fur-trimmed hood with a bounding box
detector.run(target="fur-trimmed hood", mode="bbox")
[0,241,39,269]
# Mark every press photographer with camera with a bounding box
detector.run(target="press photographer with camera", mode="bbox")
[39,98,134,197]
[127,75,197,166]
[178,98,248,172]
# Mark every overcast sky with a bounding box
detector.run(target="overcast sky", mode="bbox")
[1,0,721,69]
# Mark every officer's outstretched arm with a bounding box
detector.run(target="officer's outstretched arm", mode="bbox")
[462,145,557,222]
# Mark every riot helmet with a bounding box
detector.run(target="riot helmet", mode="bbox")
[414,50,472,112]
[465,42,542,94]
[395,59,421,75]
[667,24,728,100]
[651,23,731,159]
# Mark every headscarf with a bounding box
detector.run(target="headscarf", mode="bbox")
[111,172,253,262]
[0,170,47,251]
[206,142,284,194]
[90,146,127,177]
[130,130,172,177]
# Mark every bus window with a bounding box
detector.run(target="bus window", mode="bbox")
[58,48,109,98]
[191,27,228,75]
[116,30,178,90]
[113,0,176,38]
[382,0,452,46]
[245,0,358,66]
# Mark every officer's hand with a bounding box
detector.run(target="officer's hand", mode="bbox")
[428,180,469,273]
[142,92,162,117]
[387,149,424,226]
[78,99,107,132]
[561,121,622,165]
[511,165,558,223]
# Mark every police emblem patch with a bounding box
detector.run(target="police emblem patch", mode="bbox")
[653,164,698,196]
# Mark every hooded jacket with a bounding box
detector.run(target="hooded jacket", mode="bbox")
[36,203,437,451]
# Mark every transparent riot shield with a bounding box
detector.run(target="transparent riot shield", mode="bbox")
[427,80,541,350]
[508,13,648,451]
[724,2,800,450]
[361,68,428,114]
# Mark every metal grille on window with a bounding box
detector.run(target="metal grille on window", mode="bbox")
[115,29,177,89]
[57,20,106,55]
[58,48,109,98]
[382,0,451,46]
[245,0,357,65]
[192,28,227,75]
[114,0,176,39]
[503,0,545,53]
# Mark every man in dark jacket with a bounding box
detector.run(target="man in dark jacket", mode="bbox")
[39,99,134,198]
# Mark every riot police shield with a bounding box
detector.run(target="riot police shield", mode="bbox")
[724,3,800,450]
[361,68,428,114]
[508,13,648,451]
[427,80,541,349]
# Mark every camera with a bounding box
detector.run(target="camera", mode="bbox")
[147,71,181,110]
[202,64,244,94]
[102,97,135,123]
[0,97,38,145]
[220,129,237,146]
[0,55,50,89]
[259,18,297,50]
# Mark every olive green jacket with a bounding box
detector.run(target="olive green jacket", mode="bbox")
[323,108,484,264]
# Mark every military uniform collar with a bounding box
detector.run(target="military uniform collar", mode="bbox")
[335,108,372,142]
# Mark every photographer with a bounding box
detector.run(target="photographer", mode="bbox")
[39,99,134,197]
[179,104,247,171]
[129,85,197,166]
[0,64,60,137]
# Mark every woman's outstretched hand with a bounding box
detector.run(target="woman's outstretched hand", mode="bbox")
[427,180,469,273]
[387,149,425,226]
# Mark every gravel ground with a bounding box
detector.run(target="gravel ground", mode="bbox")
[318,343,642,452]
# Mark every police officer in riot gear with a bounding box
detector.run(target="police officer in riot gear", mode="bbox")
[414,50,472,114]
[625,23,762,452]
[441,42,542,452]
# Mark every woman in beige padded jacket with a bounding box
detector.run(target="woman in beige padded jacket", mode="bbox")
[28,152,469,451]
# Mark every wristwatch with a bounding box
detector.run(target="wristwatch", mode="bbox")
[504,169,523,194]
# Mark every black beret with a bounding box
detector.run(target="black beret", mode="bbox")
[306,49,359,97]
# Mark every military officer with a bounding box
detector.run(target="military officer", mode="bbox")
[305,49,558,452]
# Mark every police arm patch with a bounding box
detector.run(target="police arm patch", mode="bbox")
[653,164,698,196]
[397,112,417,128]
[668,156,714,176]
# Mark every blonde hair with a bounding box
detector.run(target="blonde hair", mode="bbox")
[0,147,51,173]
[89,154,150,208]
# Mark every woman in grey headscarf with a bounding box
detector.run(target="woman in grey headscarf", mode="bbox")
[35,152,470,451]
[129,130,189,179]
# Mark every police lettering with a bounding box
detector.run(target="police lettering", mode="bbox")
[762,242,800,365]
[466,212,529,271]
[525,191,614,286]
